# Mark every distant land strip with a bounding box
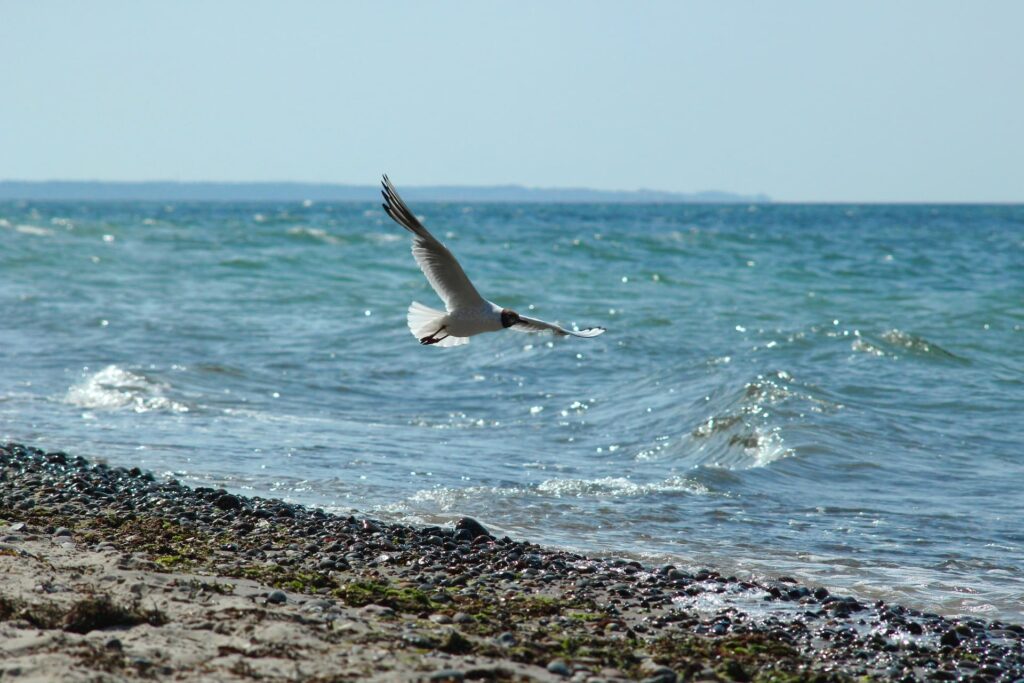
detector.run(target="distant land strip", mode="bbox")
[0,181,769,204]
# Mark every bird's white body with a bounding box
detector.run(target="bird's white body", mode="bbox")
[406,300,505,348]
[382,175,605,347]
[442,301,506,337]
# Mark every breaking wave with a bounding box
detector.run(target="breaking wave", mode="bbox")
[65,365,190,414]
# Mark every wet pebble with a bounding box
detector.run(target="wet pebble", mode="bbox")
[454,517,490,539]
[939,629,960,647]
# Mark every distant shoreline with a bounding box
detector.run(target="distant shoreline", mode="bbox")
[0,180,769,204]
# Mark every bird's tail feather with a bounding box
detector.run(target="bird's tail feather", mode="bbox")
[407,301,445,337]
[407,302,468,348]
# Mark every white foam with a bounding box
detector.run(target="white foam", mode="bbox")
[383,474,708,514]
[13,224,54,237]
[65,365,189,414]
[852,337,887,357]
[285,226,340,244]
[536,475,708,497]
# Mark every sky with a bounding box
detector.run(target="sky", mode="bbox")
[2,1,1022,202]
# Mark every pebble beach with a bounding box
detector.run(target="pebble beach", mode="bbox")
[2,442,1021,682]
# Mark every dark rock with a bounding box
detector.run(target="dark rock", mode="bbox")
[266,590,287,604]
[940,630,960,647]
[213,494,241,511]
[721,659,749,681]
[454,517,490,539]
[440,629,473,654]
[402,633,437,648]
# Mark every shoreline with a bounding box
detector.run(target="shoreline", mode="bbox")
[1,441,1021,682]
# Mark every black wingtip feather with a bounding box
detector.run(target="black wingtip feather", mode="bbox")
[380,176,430,237]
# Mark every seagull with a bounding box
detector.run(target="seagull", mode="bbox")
[381,175,606,347]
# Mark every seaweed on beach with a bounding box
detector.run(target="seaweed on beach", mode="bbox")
[0,593,165,634]
[61,594,167,634]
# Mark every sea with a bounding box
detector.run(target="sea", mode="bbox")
[1,200,1022,622]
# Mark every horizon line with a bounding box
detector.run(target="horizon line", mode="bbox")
[1,179,1022,205]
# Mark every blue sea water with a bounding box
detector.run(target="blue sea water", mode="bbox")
[1,200,1022,621]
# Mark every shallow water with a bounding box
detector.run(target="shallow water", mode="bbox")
[2,200,1022,621]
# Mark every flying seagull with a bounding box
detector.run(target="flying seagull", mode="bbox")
[381,175,606,347]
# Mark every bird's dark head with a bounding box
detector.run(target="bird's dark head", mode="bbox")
[500,309,520,328]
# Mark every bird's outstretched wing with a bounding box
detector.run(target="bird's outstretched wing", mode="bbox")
[381,175,484,312]
[511,314,606,338]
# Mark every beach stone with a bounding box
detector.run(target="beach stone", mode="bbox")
[495,631,517,647]
[940,629,960,647]
[214,493,241,510]
[266,590,287,604]
[361,604,395,617]
[428,671,465,682]
[547,659,572,676]
[454,517,490,539]
[640,670,677,683]
[105,637,123,651]
[440,629,473,654]
[403,633,437,648]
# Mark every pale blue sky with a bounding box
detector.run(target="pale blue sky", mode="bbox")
[2,1,1022,202]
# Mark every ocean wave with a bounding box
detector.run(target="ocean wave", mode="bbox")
[850,329,965,362]
[383,474,709,513]
[65,365,190,414]
[689,424,790,469]
[536,475,709,498]
[880,329,965,361]
[285,226,342,244]
[3,223,55,237]
[683,370,811,469]
[851,337,887,357]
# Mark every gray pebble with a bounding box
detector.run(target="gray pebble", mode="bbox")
[547,658,571,676]
[640,669,677,683]
[428,671,464,682]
